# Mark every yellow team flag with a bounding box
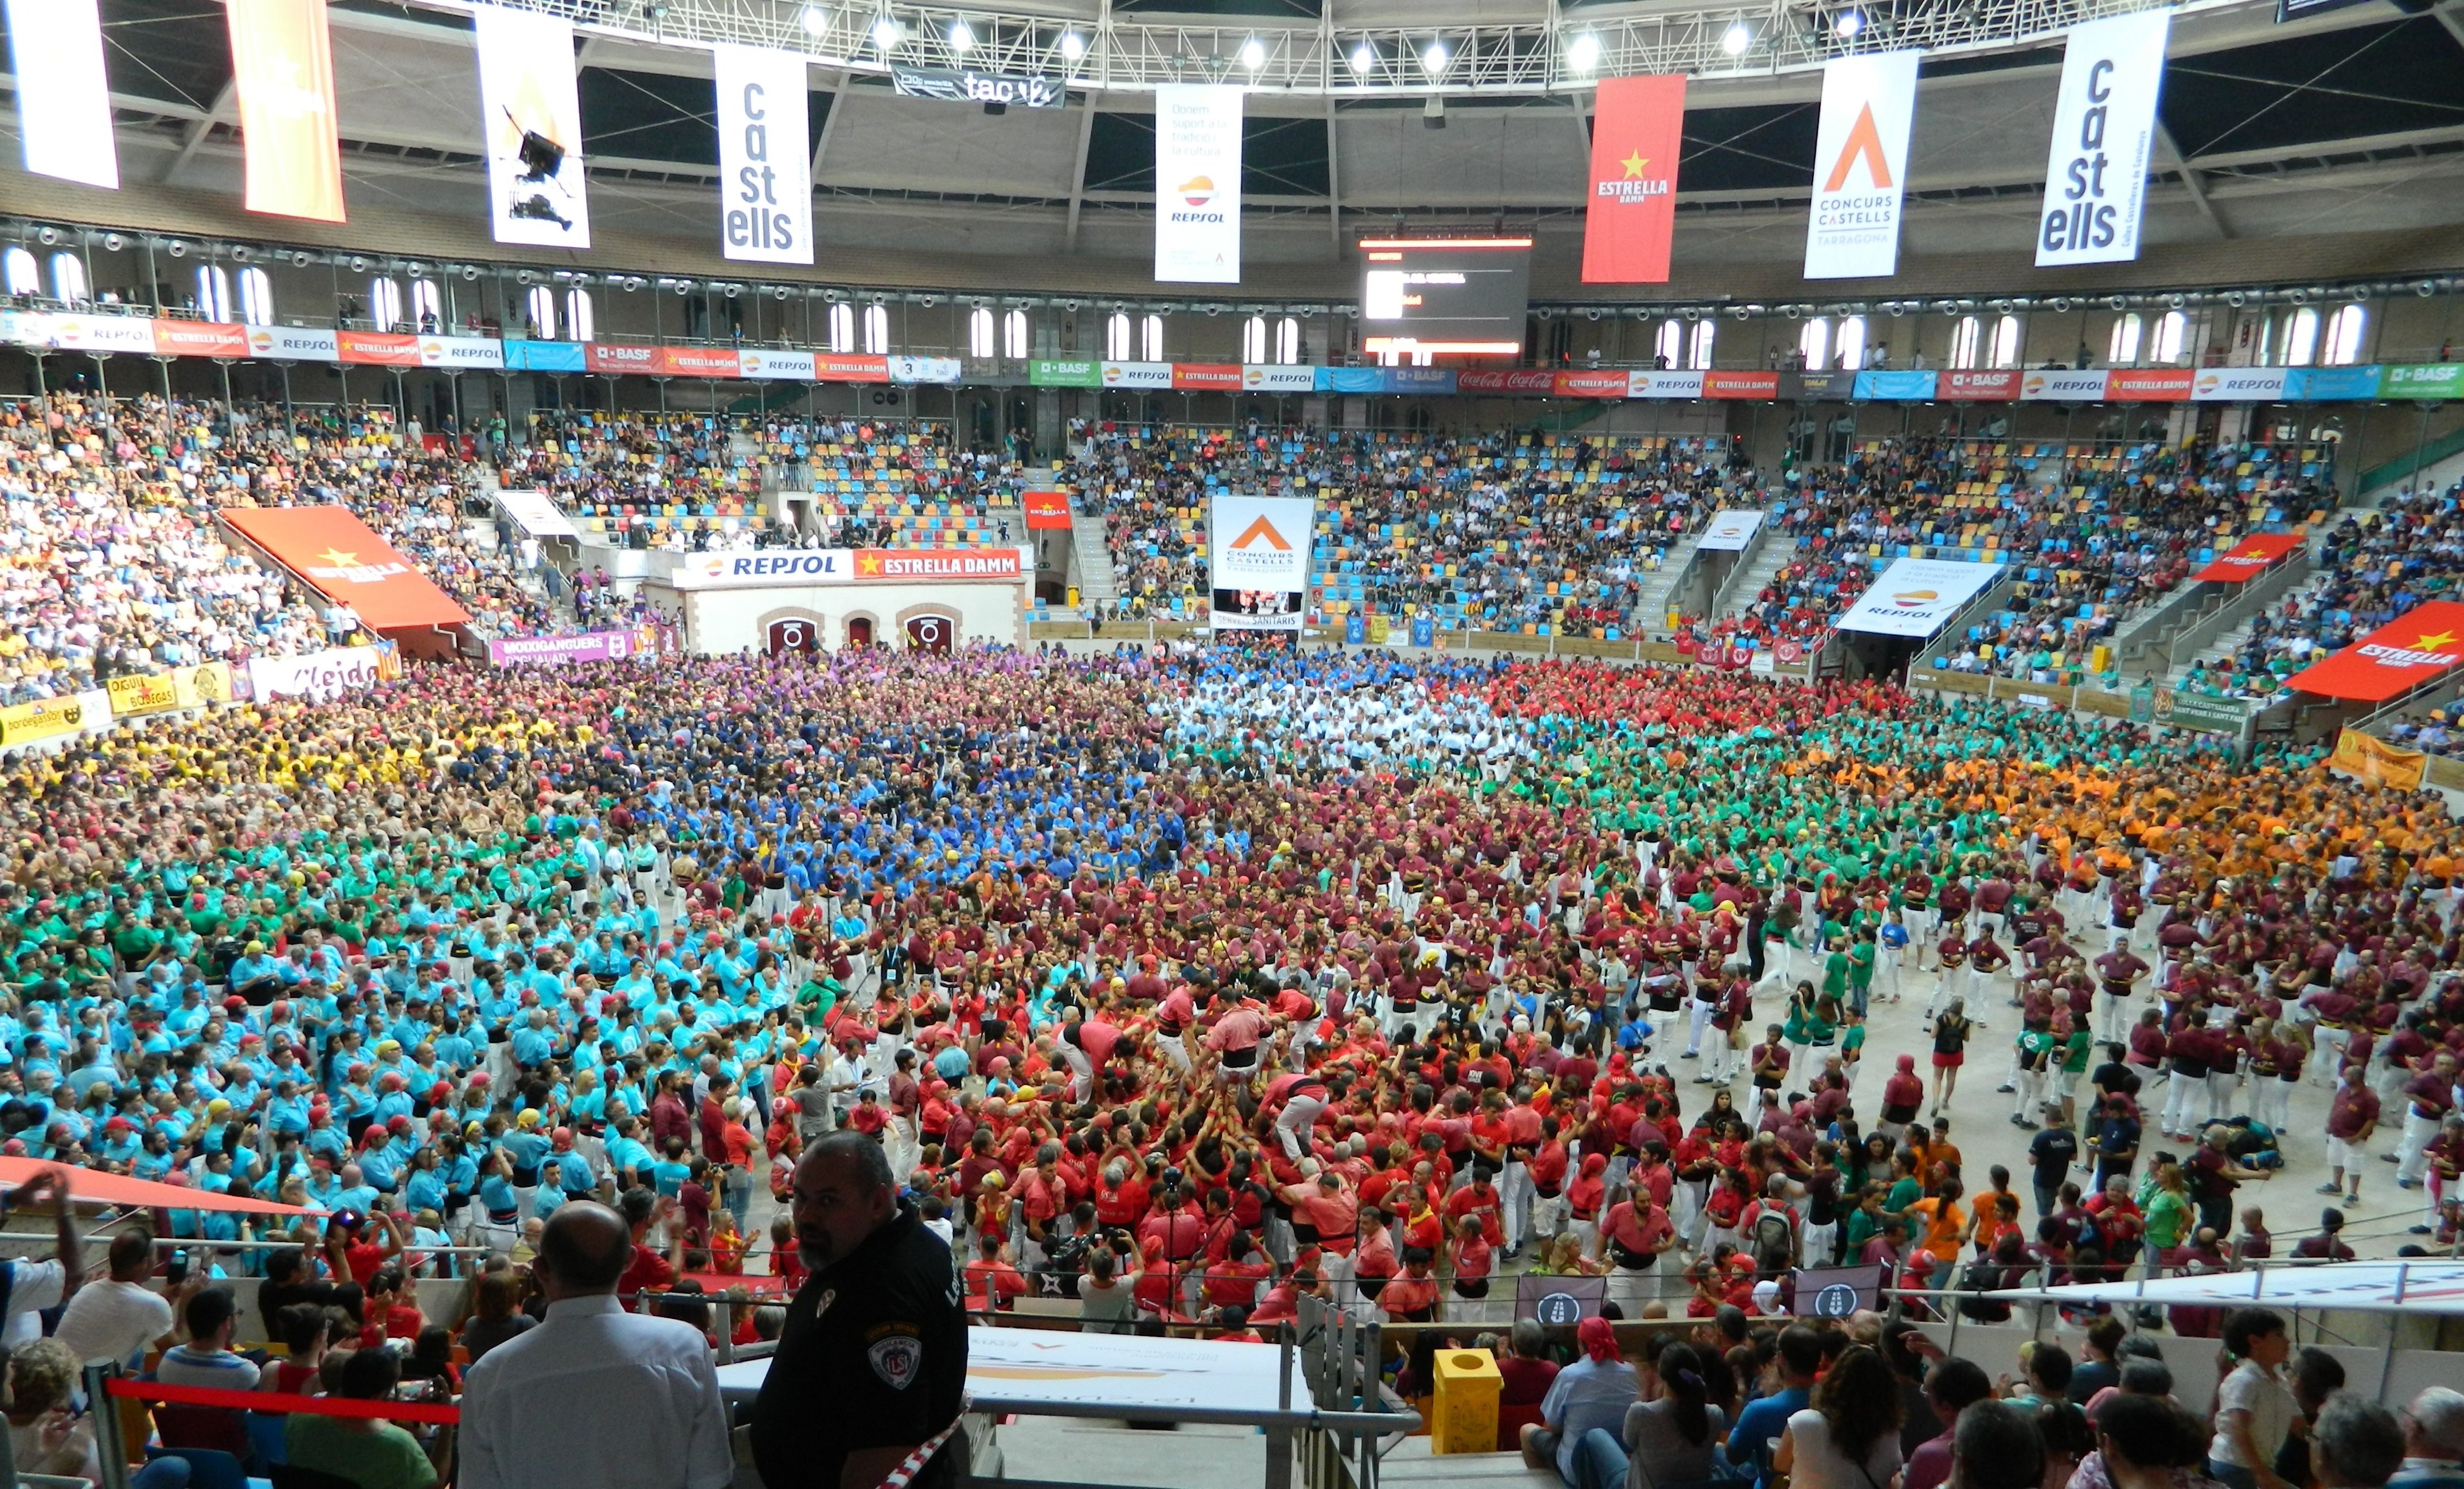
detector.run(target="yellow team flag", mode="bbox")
[2329,728,2426,792]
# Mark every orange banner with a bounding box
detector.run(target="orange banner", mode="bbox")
[2192,532,2303,584]
[225,0,346,223]
[149,321,251,357]
[217,506,471,630]
[1024,491,1073,531]
[337,330,421,366]
[659,345,746,378]
[2329,729,2426,792]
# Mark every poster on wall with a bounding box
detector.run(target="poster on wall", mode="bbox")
[474,5,592,248]
[1153,84,1244,284]
[1580,74,1686,284]
[1208,494,1311,631]
[1803,50,1920,280]
[713,44,813,265]
[226,0,346,222]
[5,0,119,189]
[2035,9,2170,267]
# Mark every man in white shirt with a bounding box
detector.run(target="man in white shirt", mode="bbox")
[458,1201,733,1489]
[54,1230,181,1369]
[1,1167,80,1350]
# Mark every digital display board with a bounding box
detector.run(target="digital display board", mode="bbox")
[1358,237,1532,356]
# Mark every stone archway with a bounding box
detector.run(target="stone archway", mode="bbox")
[754,606,829,657]
[895,603,960,655]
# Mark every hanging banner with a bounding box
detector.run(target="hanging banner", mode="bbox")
[889,64,1062,110]
[2104,368,2193,401]
[2286,600,2464,703]
[1581,74,1686,284]
[248,644,399,704]
[2329,729,2426,792]
[1705,371,1780,399]
[1101,362,1173,390]
[1630,369,1706,398]
[1854,369,1938,400]
[494,489,578,539]
[2036,9,2170,267]
[0,694,104,749]
[1209,494,1312,631]
[337,331,422,367]
[1697,510,1766,551]
[1456,369,1558,394]
[1836,556,2004,638]
[583,342,660,376]
[1553,370,1632,398]
[1024,492,1074,530]
[2193,367,2290,402]
[245,325,341,361]
[713,44,814,265]
[1938,370,2020,400]
[106,663,236,718]
[2286,366,2383,401]
[2191,532,2303,583]
[1153,84,1244,284]
[1241,365,1317,392]
[226,0,346,222]
[150,322,252,358]
[2381,364,2464,401]
[475,5,592,249]
[416,335,503,370]
[659,345,745,378]
[1172,364,1243,391]
[503,339,587,372]
[2021,368,2110,401]
[815,354,891,383]
[1030,359,1103,388]
[5,0,118,189]
[45,316,158,353]
[1804,50,1920,280]
[890,356,961,384]
[487,629,651,666]
[739,348,818,380]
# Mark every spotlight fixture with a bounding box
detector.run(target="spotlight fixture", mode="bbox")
[800,4,827,33]
[1722,20,1752,55]
[1063,299,1080,312]
[2286,288,2309,305]
[1350,41,1376,72]
[1585,307,1602,322]
[674,279,694,295]
[870,14,901,48]
[1729,305,1750,321]
[2049,296,2073,312]
[1833,9,1863,38]
[947,18,973,50]
[1422,39,1449,72]
[1683,307,1702,322]
[1059,30,1084,59]
[517,269,538,285]
[292,251,315,268]
[724,283,742,299]
[2419,280,2440,298]
[2167,293,2186,310]
[1240,36,1266,68]
[2225,290,2248,308]
[230,244,252,263]
[1565,32,1600,71]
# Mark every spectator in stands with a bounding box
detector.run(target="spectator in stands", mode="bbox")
[1772,1343,1904,1489]
[1905,1357,1995,1489]
[2314,1396,2410,1489]
[2209,1309,2298,1489]
[283,1346,439,1489]
[2389,1388,2464,1489]
[1948,1399,2045,1489]
[5,1337,190,1488]
[154,1287,259,1390]
[458,1201,733,1489]
[53,1229,180,1369]
[457,1271,537,1366]
[0,1170,78,1349]
[1522,1316,1639,1487]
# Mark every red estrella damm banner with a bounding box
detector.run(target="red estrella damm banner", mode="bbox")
[2286,600,2464,704]
[218,506,471,630]
[1582,75,1686,284]
[2191,533,2304,584]
[1023,492,1074,531]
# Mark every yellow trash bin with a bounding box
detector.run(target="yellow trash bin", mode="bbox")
[1431,1348,1503,1456]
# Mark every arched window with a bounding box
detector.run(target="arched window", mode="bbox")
[1836,315,1867,371]
[1686,319,1715,370]
[2151,310,2186,365]
[827,303,855,353]
[1797,318,1829,372]
[2322,305,2366,366]
[1140,313,1165,362]
[862,303,889,354]
[1274,316,1300,365]
[2278,307,2319,368]
[1003,308,1029,360]
[196,265,232,322]
[2107,312,2143,365]
[238,267,275,326]
[565,287,594,342]
[2,247,37,298]
[1948,315,1981,370]
[967,307,995,358]
[1989,314,2022,369]
[49,252,88,304]
[1241,315,1267,364]
[411,279,443,332]
[525,284,557,340]
[1104,311,1132,361]
[370,278,404,331]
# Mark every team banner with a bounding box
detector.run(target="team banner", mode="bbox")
[1805,50,1920,280]
[2286,600,2464,703]
[714,45,813,265]
[1582,75,1686,284]
[475,5,592,248]
[1209,494,1311,631]
[6,0,118,188]
[105,663,236,719]
[487,628,654,666]
[0,694,100,748]
[1697,510,1766,551]
[218,506,473,630]
[1837,556,2004,638]
[226,0,346,222]
[248,643,399,704]
[2329,729,2427,792]
[1153,84,1244,284]
[2192,533,2303,583]
[2036,10,2169,266]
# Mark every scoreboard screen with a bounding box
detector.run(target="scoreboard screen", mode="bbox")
[1358,237,1532,356]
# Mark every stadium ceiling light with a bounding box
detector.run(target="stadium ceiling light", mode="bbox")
[1240,36,1266,68]
[1421,39,1448,72]
[947,18,974,49]
[1059,30,1084,59]
[870,14,902,48]
[1721,21,1752,55]
[1833,9,1863,38]
[1349,41,1376,72]
[1565,32,1599,71]
[2419,280,2439,298]
[800,5,827,33]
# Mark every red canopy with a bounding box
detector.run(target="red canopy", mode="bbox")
[0,1159,321,1217]
[2286,600,2464,704]
[217,506,471,631]
[2192,533,2303,584]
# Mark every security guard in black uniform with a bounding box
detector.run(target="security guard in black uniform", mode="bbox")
[752,1131,967,1489]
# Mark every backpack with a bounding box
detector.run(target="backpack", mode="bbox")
[1751,1210,1795,1273]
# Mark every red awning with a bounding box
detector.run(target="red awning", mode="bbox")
[218,506,472,631]
[2192,533,2303,584]
[0,1158,321,1217]
[2286,600,2464,704]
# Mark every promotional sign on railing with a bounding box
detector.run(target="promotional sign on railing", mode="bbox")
[1853,369,1938,400]
[2287,366,2383,400]
[2381,364,2464,401]
[1101,362,1173,390]
[891,355,962,384]
[1241,365,1317,392]
[2193,367,2290,401]
[739,347,817,380]
[1837,556,2004,638]
[1630,369,1706,398]
[1029,359,1103,388]
[1704,371,1780,399]
[1457,369,1558,394]
[2287,600,2464,703]
[2190,532,2303,583]
[1937,370,2020,401]
[2104,368,2194,401]
[503,339,587,372]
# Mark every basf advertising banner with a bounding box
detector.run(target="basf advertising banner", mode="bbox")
[1209,494,1311,631]
[6,0,118,189]
[475,5,592,249]
[2036,9,2169,267]
[713,45,813,265]
[1581,75,1686,284]
[1804,50,1920,280]
[1838,557,2003,638]
[1154,85,1243,284]
[226,0,346,222]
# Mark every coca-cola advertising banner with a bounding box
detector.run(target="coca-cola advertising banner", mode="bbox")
[1456,369,1557,394]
